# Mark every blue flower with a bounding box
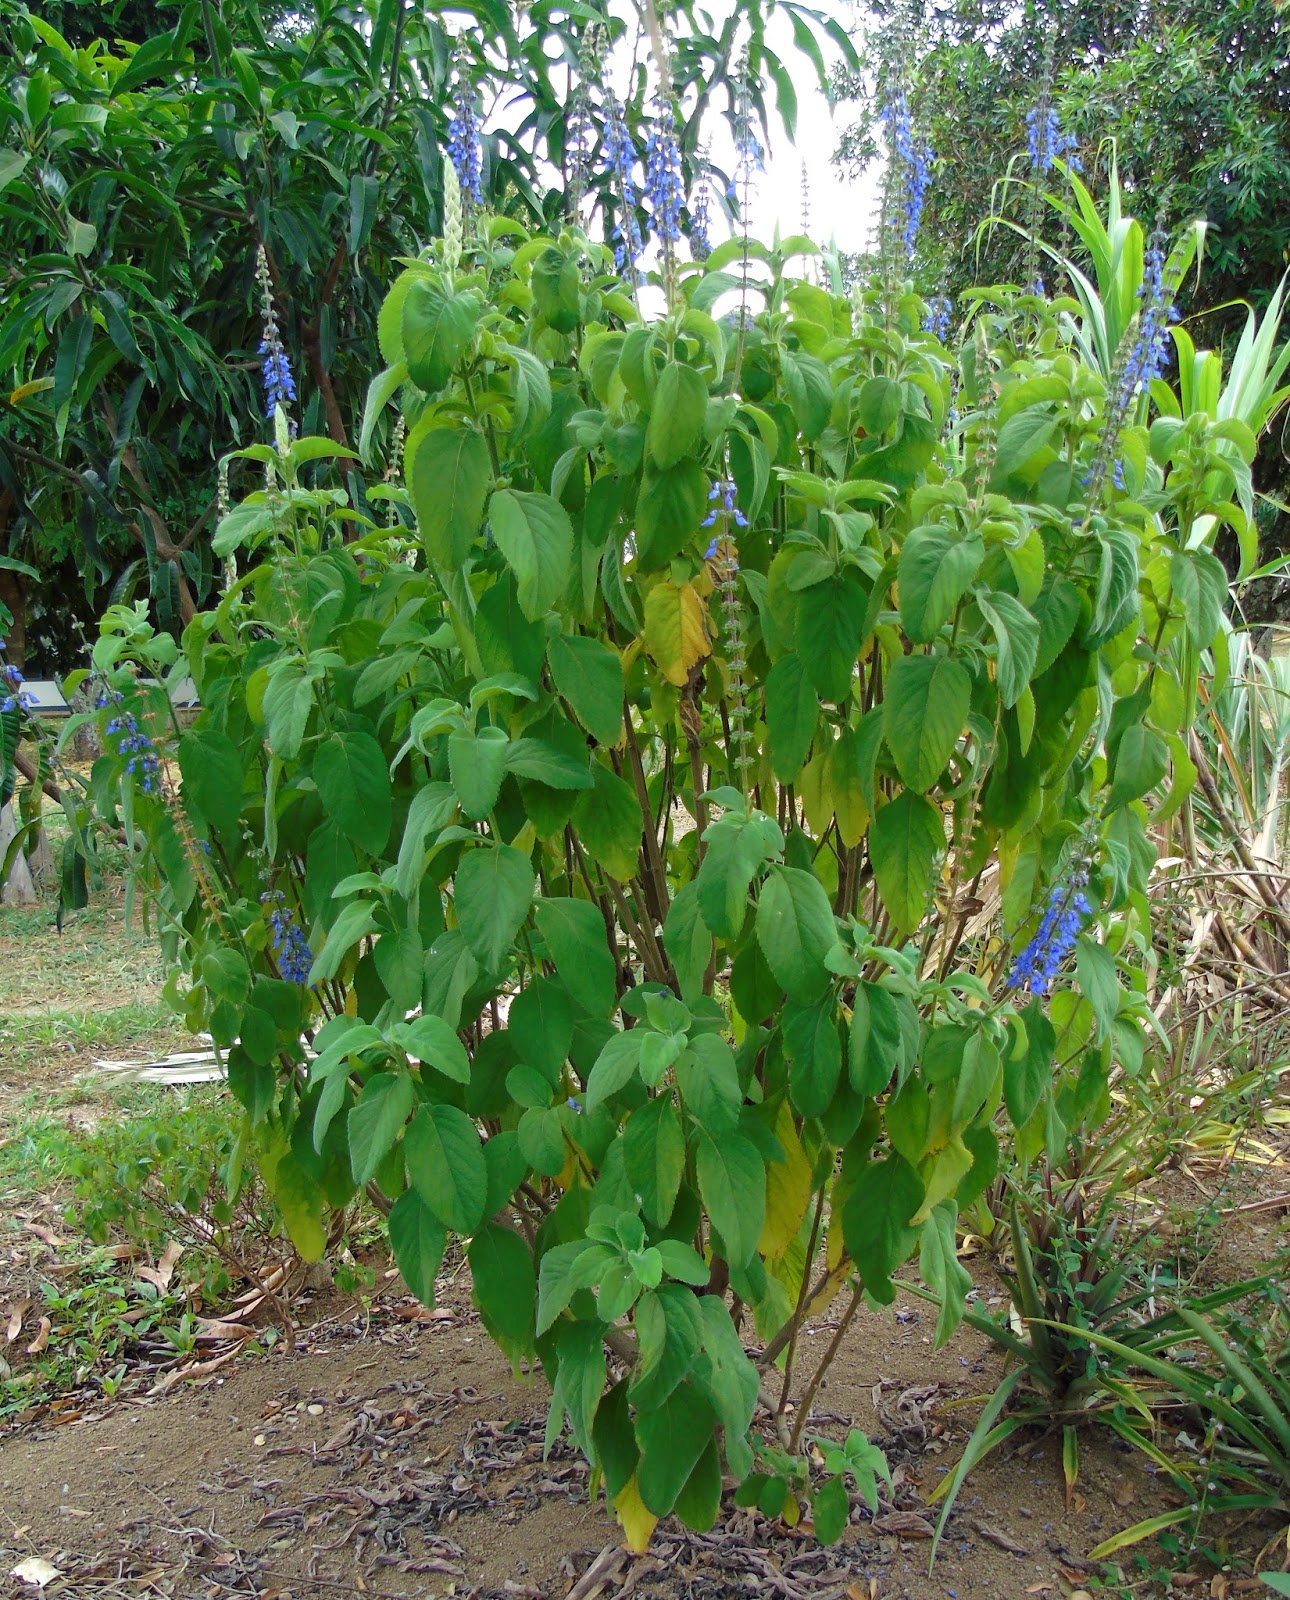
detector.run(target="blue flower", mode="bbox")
[689,149,713,260]
[644,93,684,246]
[1025,103,1081,173]
[0,662,34,714]
[447,64,484,211]
[105,708,161,795]
[1007,865,1094,995]
[1127,244,1179,390]
[701,478,749,530]
[269,904,313,986]
[922,295,952,341]
[259,341,296,417]
[600,89,644,280]
[881,91,933,258]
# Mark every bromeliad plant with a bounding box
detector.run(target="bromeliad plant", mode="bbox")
[71,155,1262,1547]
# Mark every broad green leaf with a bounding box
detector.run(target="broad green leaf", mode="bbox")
[991,407,1057,482]
[585,1029,644,1110]
[392,1014,470,1083]
[636,458,709,569]
[454,844,534,971]
[755,865,837,1003]
[897,528,983,642]
[402,279,477,392]
[308,899,378,983]
[882,654,970,793]
[848,982,907,1096]
[489,488,573,620]
[631,1285,703,1411]
[978,591,1041,709]
[841,1154,923,1303]
[572,763,641,881]
[448,725,510,820]
[389,1187,448,1304]
[675,1033,742,1138]
[764,653,819,782]
[537,1239,591,1335]
[795,576,868,702]
[395,782,458,900]
[469,1222,535,1363]
[547,633,625,745]
[635,1382,717,1516]
[783,997,843,1119]
[695,809,782,940]
[313,730,392,855]
[1107,724,1167,811]
[1003,1002,1055,1128]
[510,976,574,1080]
[695,1130,765,1267]
[870,791,944,933]
[273,1152,328,1263]
[535,897,617,1016]
[647,362,708,469]
[663,881,713,1004]
[348,1073,414,1186]
[262,662,314,759]
[504,738,593,789]
[409,426,490,571]
[920,1201,972,1347]
[624,1096,686,1225]
[178,728,243,834]
[405,1103,488,1234]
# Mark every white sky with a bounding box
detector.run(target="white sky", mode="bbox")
[600,1,883,263]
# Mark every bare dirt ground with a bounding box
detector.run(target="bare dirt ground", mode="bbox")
[0,1260,1192,1600]
[1,845,1285,1599]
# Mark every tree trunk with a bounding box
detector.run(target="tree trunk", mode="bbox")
[0,802,37,906]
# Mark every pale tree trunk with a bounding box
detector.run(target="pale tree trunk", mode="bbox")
[0,802,37,906]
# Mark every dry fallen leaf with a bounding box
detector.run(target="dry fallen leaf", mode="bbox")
[25,1316,51,1355]
[10,1558,62,1587]
[5,1298,31,1344]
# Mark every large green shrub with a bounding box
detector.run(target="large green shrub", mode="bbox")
[70,180,1256,1543]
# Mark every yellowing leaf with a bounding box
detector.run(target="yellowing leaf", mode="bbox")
[613,1473,659,1552]
[807,1261,851,1319]
[643,580,709,687]
[759,1103,812,1260]
[798,746,832,839]
[829,735,869,849]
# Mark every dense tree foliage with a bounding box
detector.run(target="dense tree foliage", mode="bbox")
[836,0,1290,328]
[0,0,850,668]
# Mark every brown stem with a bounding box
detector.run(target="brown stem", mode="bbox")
[788,1283,864,1451]
[776,1186,827,1420]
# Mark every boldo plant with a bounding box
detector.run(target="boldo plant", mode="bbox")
[64,146,1260,1547]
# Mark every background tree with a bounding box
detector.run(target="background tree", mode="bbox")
[833,0,1290,607]
[0,0,854,670]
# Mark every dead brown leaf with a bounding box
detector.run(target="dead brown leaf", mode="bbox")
[872,1511,934,1538]
[25,1315,51,1354]
[5,1298,31,1344]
